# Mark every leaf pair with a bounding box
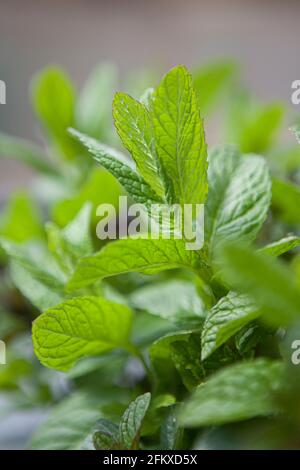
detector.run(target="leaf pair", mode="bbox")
[72,65,208,209]
[114,65,208,205]
[93,393,151,450]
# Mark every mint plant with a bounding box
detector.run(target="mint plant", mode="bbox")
[1,62,300,450]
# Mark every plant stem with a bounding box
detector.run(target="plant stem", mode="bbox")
[127,344,154,385]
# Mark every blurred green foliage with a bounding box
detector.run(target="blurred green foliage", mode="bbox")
[0,59,300,451]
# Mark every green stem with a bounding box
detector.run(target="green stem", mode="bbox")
[127,344,154,385]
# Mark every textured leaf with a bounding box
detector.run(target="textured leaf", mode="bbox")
[179,359,285,427]
[201,292,259,360]
[119,393,151,449]
[29,392,103,450]
[205,146,271,259]
[0,132,58,175]
[129,279,206,326]
[221,243,300,326]
[259,236,300,257]
[32,296,133,371]
[93,419,120,450]
[152,65,208,204]
[93,431,118,450]
[113,92,165,197]
[67,238,210,291]
[70,129,162,209]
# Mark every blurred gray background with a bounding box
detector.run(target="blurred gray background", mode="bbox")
[0,0,300,196]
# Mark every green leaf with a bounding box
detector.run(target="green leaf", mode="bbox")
[93,431,119,450]
[119,393,151,449]
[67,238,210,291]
[205,146,271,260]
[193,60,237,115]
[179,359,285,427]
[54,202,93,257]
[93,419,120,450]
[152,65,208,204]
[169,335,205,390]
[0,191,44,243]
[160,407,182,450]
[272,178,300,224]
[31,66,77,159]
[235,323,264,355]
[227,92,284,153]
[29,392,103,450]
[150,330,204,392]
[139,87,154,107]
[70,129,162,210]
[0,238,66,310]
[10,261,64,311]
[0,133,58,176]
[220,243,300,326]
[130,279,205,326]
[32,296,133,371]
[142,394,176,437]
[76,63,117,140]
[52,166,121,227]
[201,292,259,360]
[47,202,93,272]
[113,92,165,198]
[259,236,300,257]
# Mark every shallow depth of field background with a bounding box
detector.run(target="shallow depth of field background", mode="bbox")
[0,0,300,449]
[0,0,300,198]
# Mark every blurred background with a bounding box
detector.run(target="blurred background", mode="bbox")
[1,0,300,197]
[0,0,300,450]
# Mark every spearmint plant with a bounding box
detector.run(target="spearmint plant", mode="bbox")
[1,62,300,450]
